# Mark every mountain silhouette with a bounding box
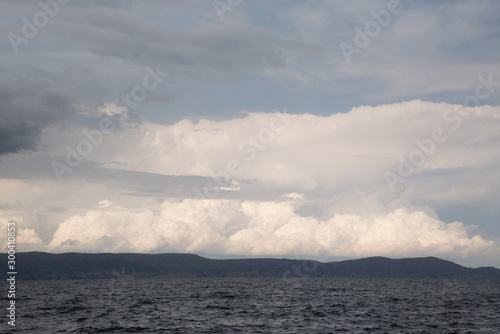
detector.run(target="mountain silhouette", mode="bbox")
[5,252,500,280]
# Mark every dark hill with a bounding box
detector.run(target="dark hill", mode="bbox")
[3,252,500,280]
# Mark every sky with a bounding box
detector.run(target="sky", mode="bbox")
[0,0,499,267]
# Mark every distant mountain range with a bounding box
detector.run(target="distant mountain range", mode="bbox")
[4,252,500,280]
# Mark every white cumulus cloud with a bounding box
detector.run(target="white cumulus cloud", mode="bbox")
[0,216,44,252]
[47,199,499,265]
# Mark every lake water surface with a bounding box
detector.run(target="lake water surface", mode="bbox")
[6,277,500,333]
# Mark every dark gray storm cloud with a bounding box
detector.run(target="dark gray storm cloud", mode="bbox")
[0,76,78,154]
[50,3,297,73]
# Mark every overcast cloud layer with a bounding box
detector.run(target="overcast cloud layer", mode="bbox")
[0,0,499,267]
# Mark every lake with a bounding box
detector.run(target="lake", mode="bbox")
[7,277,500,333]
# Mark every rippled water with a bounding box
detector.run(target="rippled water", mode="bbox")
[6,277,500,333]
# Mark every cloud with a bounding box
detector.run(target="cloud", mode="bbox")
[283,193,305,200]
[96,103,128,117]
[0,216,44,252]
[0,73,79,155]
[47,3,291,73]
[80,101,499,203]
[98,199,113,208]
[1,100,499,266]
[0,1,498,271]
[1,1,497,128]
[30,100,498,243]
[47,199,499,264]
